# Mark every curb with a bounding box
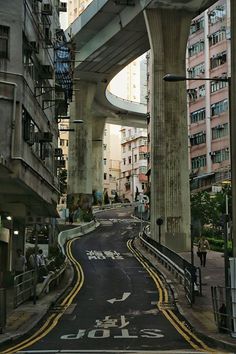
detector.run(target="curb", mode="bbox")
[132,237,236,353]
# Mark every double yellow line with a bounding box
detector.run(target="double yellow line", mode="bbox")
[127,239,215,353]
[3,238,84,354]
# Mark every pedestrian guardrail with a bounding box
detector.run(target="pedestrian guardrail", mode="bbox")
[211,285,236,335]
[140,231,202,304]
[14,270,34,308]
[0,288,6,333]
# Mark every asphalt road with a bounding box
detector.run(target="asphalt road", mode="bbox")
[7,207,212,353]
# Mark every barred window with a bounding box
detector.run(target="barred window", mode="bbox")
[211,99,228,116]
[189,131,206,146]
[191,155,207,169]
[210,51,227,70]
[210,80,227,93]
[188,40,204,57]
[212,123,228,139]
[190,108,206,123]
[0,25,9,59]
[211,148,229,163]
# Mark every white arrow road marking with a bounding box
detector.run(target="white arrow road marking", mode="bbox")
[107,292,131,304]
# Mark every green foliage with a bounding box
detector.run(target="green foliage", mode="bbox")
[79,208,93,222]
[191,188,232,235]
[58,169,67,194]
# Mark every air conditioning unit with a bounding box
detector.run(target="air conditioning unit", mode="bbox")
[200,69,205,73]
[209,151,216,156]
[42,3,53,15]
[35,132,53,142]
[59,2,67,12]
[54,148,63,157]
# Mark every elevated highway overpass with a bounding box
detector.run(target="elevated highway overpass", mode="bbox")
[65,0,236,254]
[66,0,217,127]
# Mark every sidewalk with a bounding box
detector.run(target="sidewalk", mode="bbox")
[0,263,73,347]
[0,220,99,348]
[134,237,236,352]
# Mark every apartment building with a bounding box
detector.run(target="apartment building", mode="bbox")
[0,0,69,284]
[120,127,148,202]
[103,125,121,200]
[187,0,231,191]
[146,0,231,194]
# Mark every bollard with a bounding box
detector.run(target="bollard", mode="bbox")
[0,288,6,333]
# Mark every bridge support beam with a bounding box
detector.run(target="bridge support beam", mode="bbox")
[67,80,96,221]
[144,9,192,251]
[92,117,106,205]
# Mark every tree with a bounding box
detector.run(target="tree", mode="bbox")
[58,169,67,194]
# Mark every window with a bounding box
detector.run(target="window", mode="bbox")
[209,29,226,46]
[128,144,131,151]
[134,154,137,162]
[189,131,206,146]
[139,166,147,174]
[0,25,9,59]
[210,51,227,70]
[103,144,107,151]
[122,146,126,153]
[208,5,226,25]
[211,99,228,116]
[188,40,204,57]
[187,62,205,78]
[190,108,206,123]
[211,80,227,93]
[212,123,228,139]
[191,155,207,169]
[211,148,229,163]
[128,156,131,164]
[190,17,204,35]
[103,158,107,165]
[123,158,126,165]
[139,152,147,160]
[199,85,205,97]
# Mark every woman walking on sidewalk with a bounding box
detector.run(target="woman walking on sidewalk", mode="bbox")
[197,236,210,267]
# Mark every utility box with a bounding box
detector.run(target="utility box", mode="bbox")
[0,288,6,333]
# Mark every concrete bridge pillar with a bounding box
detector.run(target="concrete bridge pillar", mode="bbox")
[92,117,106,205]
[144,9,192,251]
[67,80,96,220]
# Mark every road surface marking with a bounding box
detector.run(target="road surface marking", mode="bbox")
[107,292,131,304]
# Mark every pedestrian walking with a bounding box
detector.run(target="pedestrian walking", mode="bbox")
[197,236,210,267]
[14,249,26,276]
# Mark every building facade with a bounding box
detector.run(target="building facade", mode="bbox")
[0,0,67,285]
[187,0,231,192]
[120,127,148,202]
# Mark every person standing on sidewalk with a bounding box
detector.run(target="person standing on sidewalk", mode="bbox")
[14,249,26,276]
[197,236,210,267]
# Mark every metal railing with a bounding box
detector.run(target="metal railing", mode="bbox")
[211,285,236,335]
[140,230,201,304]
[14,270,34,308]
[0,288,6,333]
